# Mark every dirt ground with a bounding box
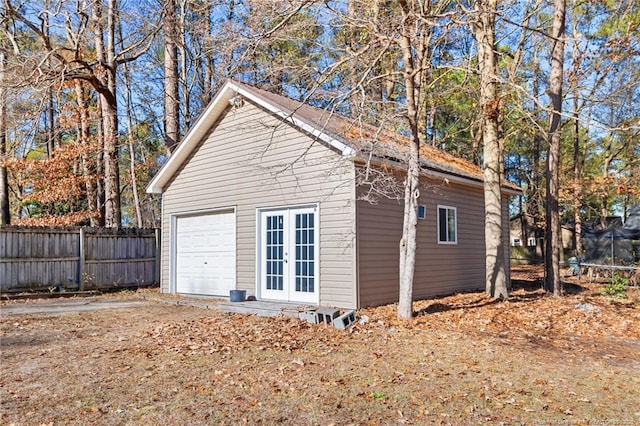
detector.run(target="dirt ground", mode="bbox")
[1,266,639,425]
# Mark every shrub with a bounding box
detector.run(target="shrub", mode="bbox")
[600,273,629,298]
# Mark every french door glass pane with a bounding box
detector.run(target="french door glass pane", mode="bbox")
[294,212,314,293]
[265,214,284,291]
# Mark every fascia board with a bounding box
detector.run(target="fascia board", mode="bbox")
[353,157,522,195]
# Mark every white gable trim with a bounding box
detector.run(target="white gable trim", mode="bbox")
[146,80,354,194]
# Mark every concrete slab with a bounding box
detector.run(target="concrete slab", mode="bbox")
[216,300,315,318]
[0,299,148,317]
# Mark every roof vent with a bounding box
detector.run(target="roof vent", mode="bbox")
[229,95,244,109]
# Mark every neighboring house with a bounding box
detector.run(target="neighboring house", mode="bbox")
[146,80,521,309]
[509,213,576,263]
[509,213,539,249]
[509,213,543,262]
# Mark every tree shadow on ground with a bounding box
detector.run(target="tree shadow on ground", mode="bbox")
[415,295,501,317]
[511,276,589,296]
[414,276,589,317]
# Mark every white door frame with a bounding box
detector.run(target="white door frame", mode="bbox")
[256,204,319,304]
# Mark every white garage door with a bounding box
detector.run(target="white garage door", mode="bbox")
[175,211,236,296]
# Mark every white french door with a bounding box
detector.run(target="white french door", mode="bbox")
[259,206,318,304]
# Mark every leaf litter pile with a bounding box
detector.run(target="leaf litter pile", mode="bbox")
[1,265,639,425]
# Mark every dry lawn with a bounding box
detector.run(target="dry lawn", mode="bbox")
[1,266,639,425]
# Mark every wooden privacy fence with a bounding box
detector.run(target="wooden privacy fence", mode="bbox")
[0,227,159,293]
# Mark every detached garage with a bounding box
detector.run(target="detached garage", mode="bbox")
[147,79,518,309]
[173,210,236,296]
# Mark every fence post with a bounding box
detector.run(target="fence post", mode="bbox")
[611,232,614,283]
[79,228,85,291]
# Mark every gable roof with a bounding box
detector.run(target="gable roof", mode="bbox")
[146,80,355,194]
[147,79,521,194]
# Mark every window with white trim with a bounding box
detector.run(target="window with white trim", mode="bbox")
[437,205,457,244]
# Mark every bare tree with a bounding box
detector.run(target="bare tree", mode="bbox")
[530,25,545,233]
[92,0,121,227]
[74,80,100,227]
[544,0,566,295]
[0,49,9,225]
[42,11,56,159]
[164,0,180,154]
[122,61,143,228]
[4,0,159,227]
[200,2,214,105]
[395,0,425,319]
[570,13,584,255]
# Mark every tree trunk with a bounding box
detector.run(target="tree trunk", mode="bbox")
[74,81,100,227]
[178,0,190,129]
[164,0,180,154]
[398,142,420,319]
[397,1,422,319]
[202,2,214,105]
[545,0,566,296]
[475,0,507,299]
[600,156,611,226]
[122,62,143,228]
[0,50,10,226]
[572,85,583,255]
[101,95,121,228]
[44,13,55,159]
[47,88,56,158]
[571,17,584,256]
[95,100,106,226]
[531,48,542,222]
[90,0,121,228]
[102,0,121,228]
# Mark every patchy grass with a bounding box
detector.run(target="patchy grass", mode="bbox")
[1,267,639,425]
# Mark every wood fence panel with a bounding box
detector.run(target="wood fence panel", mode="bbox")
[82,230,157,289]
[0,229,79,291]
[0,227,158,293]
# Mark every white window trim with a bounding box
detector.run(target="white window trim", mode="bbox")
[437,205,458,245]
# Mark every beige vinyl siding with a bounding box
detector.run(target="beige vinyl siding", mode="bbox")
[160,101,356,309]
[357,176,488,307]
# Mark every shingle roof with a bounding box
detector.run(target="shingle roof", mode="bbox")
[232,80,514,188]
[147,79,521,194]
